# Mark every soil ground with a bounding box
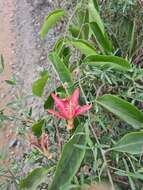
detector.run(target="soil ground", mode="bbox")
[0,0,59,160]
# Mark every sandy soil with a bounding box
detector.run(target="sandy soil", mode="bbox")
[0,0,59,158]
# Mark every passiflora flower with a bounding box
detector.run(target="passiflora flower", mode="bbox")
[29,133,52,159]
[48,88,92,129]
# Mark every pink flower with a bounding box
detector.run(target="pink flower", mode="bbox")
[48,88,92,129]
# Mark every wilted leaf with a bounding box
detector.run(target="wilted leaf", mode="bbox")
[84,54,132,71]
[40,9,65,39]
[113,132,143,154]
[97,95,143,129]
[49,125,87,190]
[32,70,48,97]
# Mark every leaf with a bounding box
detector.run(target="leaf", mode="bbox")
[69,39,96,56]
[49,125,87,190]
[97,95,143,129]
[32,70,48,97]
[40,9,65,39]
[83,55,132,71]
[0,55,4,73]
[76,8,89,40]
[113,132,143,155]
[115,170,143,181]
[44,86,65,109]
[20,167,51,190]
[129,20,136,57]
[5,79,16,85]
[48,52,73,92]
[90,22,113,53]
[88,0,104,33]
[32,120,45,138]
[69,24,80,38]
[92,0,99,11]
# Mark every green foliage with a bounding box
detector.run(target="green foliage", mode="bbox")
[83,54,132,71]
[49,125,88,190]
[4,0,143,189]
[113,132,143,154]
[0,54,4,73]
[48,52,73,92]
[32,120,45,138]
[88,0,104,34]
[69,39,96,55]
[32,70,48,97]
[97,95,143,129]
[90,22,113,53]
[20,167,51,190]
[40,9,65,39]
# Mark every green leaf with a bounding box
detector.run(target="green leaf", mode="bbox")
[0,55,4,73]
[92,0,99,11]
[97,95,143,129]
[69,24,80,38]
[115,170,143,181]
[32,70,48,97]
[69,39,96,56]
[40,9,65,39]
[113,132,143,155]
[90,22,113,53]
[129,20,136,57]
[44,86,65,109]
[88,0,104,33]
[32,120,45,138]
[49,125,87,190]
[5,79,16,85]
[48,52,73,92]
[20,167,51,190]
[83,55,132,71]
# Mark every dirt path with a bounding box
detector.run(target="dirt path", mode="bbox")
[0,0,58,159]
[0,0,15,109]
[0,0,16,152]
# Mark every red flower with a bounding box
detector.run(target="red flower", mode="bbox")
[48,88,92,129]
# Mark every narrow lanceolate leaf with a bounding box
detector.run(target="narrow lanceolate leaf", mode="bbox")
[48,52,73,92]
[83,55,132,71]
[40,9,65,39]
[113,132,143,155]
[129,20,136,57]
[0,54,4,73]
[90,22,113,53]
[69,39,96,56]
[20,167,51,190]
[32,70,48,97]
[88,0,104,33]
[97,95,143,129]
[49,125,87,190]
[32,119,45,138]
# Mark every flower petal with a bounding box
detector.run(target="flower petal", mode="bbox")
[70,88,80,108]
[75,104,92,116]
[48,109,65,119]
[51,93,67,118]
